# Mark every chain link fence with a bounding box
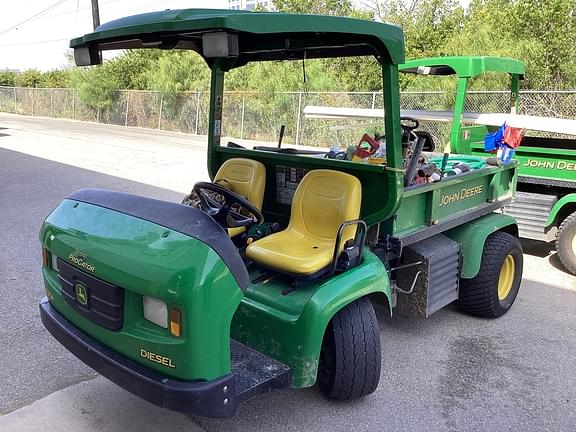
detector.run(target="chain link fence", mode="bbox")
[1,87,575,147]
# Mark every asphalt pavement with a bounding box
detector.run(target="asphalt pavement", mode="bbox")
[0,114,575,431]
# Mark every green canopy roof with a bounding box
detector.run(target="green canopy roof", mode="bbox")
[399,56,525,78]
[70,9,404,68]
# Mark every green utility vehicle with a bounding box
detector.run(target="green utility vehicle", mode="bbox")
[399,56,576,274]
[40,10,523,418]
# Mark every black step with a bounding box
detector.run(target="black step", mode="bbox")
[231,340,291,402]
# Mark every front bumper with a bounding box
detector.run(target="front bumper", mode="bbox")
[39,297,237,418]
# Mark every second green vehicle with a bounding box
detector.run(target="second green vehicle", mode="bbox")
[399,56,576,274]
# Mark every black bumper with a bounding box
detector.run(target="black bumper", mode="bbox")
[39,297,237,418]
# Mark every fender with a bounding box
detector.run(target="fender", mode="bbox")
[231,251,391,388]
[546,193,576,228]
[444,213,518,279]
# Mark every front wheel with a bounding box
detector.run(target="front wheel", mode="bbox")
[457,231,523,318]
[318,297,381,400]
[556,211,576,275]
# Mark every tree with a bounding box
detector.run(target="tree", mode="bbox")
[0,70,16,86]
[273,0,354,15]
[149,51,210,96]
[14,69,43,87]
[39,70,69,88]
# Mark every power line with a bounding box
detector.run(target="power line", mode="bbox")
[0,38,69,48]
[45,0,123,19]
[0,0,70,38]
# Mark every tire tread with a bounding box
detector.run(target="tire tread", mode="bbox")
[556,211,576,275]
[457,231,522,318]
[322,297,381,400]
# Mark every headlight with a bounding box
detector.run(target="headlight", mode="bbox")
[143,296,168,328]
[51,253,59,272]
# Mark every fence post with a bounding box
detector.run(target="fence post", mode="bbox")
[158,94,163,130]
[13,87,17,114]
[194,92,201,135]
[72,89,76,120]
[97,108,100,123]
[50,88,54,117]
[371,92,376,109]
[240,95,245,139]
[0,89,3,112]
[32,87,35,116]
[295,92,303,146]
[124,91,130,127]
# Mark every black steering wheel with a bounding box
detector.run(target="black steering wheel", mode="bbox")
[400,116,420,140]
[400,116,419,131]
[193,182,264,229]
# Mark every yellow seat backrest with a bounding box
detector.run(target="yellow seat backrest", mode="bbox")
[290,169,361,243]
[214,158,266,210]
[213,158,266,237]
[245,169,361,275]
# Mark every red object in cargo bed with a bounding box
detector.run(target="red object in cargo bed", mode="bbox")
[503,125,525,148]
[355,133,380,158]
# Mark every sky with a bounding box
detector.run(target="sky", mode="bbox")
[0,0,228,71]
[0,0,471,72]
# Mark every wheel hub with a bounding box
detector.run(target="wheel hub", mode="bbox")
[498,254,515,301]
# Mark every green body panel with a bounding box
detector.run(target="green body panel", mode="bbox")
[448,78,470,152]
[444,213,518,279]
[70,9,405,66]
[452,125,490,154]
[547,194,576,226]
[399,56,525,78]
[41,199,243,381]
[231,251,391,388]
[387,163,515,237]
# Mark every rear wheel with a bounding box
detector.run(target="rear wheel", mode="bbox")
[556,211,576,275]
[457,231,523,318]
[318,297,381,400]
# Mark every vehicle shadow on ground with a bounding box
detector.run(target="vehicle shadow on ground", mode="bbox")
[520,238,571,275]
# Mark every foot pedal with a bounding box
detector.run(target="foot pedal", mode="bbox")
[231,340,291,402]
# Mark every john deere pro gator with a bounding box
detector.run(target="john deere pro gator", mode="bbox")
[40,9,523,417]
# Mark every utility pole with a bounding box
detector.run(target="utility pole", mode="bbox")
[91,0,102,63]
[91,0,100,30]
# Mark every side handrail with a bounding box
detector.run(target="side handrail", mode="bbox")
[329,219,368,276]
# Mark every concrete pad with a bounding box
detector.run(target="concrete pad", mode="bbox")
[0,377,204,432]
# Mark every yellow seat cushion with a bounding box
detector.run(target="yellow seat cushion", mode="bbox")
[246,169,361,275]
[246,230,335,275]
[212,158,266,238]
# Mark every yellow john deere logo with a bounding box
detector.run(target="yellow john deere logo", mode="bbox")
[75,283,88,306]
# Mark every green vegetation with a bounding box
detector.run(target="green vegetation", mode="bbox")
[2,0,574,110]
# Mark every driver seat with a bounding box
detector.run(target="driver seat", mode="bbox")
[246,169,361,276]
[214,158,266,237]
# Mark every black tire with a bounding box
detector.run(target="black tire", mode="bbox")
[317,297,381,400]
[457,231,523,318]
[556,211,576,276]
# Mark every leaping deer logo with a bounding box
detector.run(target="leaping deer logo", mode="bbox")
[75,283,88,306]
